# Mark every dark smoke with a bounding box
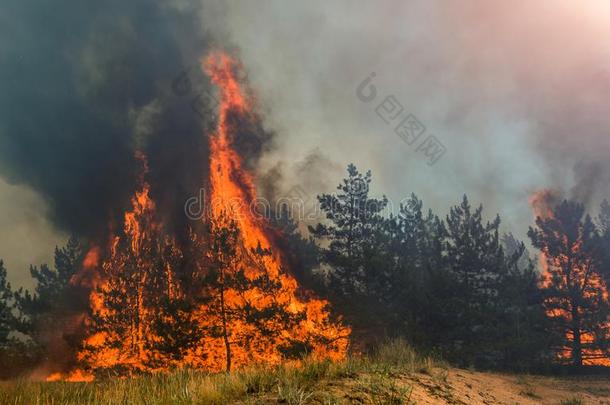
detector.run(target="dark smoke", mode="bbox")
[258,148,342,206]
[293,148,343,194]
[570,161,610,208]
[0,0,213,240]
[227,107,276,173]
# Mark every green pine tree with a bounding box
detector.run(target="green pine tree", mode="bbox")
[0,261,15,349]
[309,164,390,342]
[14,236,84,359]
[443,195,507,365]
[385,194,447,345]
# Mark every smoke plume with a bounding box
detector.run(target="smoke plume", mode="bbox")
[201,0,610,237]
[4,0,610,282]
[0,0,212,244]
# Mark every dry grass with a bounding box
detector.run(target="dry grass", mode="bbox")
[558,397,585,405]
[0,339,433,405]
[2,342,609,404]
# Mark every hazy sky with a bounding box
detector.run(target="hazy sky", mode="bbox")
[201,0,610,239]
[3,0,610,286]
[0,179,64,287]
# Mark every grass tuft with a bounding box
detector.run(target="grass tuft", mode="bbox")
[559,397,585,405]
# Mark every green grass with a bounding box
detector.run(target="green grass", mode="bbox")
[0,339,435,405]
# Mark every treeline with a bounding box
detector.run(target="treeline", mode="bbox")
[278,164,610,370]
[1,164,610,378]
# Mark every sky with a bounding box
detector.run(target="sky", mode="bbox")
[2,0,610,287]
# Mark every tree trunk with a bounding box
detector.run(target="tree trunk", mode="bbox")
[571,305,582,367]
[219,270,231,374]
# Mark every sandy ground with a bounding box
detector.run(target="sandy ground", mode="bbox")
[313,367,610,404]
[403,368,610,405]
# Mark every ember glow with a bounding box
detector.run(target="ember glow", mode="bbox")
[47,52,349,381]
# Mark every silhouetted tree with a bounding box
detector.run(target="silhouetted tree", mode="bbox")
[495,233,551,370]
[384,194,447,345]
[440,196,507,363]
[148,238,202,366]
[597,199,610,288]
[309,164,389,294]
[309,164,390,342]
[270,205,322,295]
[0,261,15,349]
[15,236,84,336]
[0,260,37,379]
[13,236,85,371]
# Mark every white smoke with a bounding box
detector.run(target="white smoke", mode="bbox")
[201,0,610,241]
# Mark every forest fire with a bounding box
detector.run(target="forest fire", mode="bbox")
[529,190,610,366]
[201,52,350,367]
[47,52,349,381]
[6,3,610,403]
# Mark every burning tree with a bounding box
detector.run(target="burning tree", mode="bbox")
[191,51,350,372]
[79,175,202,376]
[51,51,349,380]
[528,199,610,366]
[199,214,308,373]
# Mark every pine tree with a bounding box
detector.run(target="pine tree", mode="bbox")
[443,195,507,364]
[81,225,196,373]
[309,164,391,342]
[13,235,84,364]
[81,231,153,373]
[270,205,322,295]
[0,261,15,349]
[149,238,202,365]
[201,216,240,373]
[597,199,610,288]
[15,236,83,332]
[495,233,550,370]
[528,200,610,367]
[309,164,389,296]
[445,196,505,298]
[0,260,37,379]
[201,215,306,373]
[385,194,447,344]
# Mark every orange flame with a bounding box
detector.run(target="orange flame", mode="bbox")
[51,51,348,380]
[529,189,558,221]
[196,51,349,370]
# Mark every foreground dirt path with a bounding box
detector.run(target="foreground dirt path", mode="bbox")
[404,368,610,404]
[251,366,610,404]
